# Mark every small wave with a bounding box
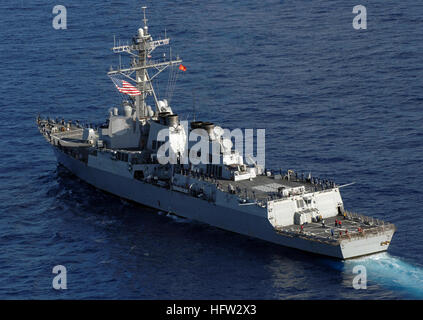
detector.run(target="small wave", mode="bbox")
[166,213,190,223]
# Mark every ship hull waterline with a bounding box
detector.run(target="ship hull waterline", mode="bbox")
[52,147,394,260]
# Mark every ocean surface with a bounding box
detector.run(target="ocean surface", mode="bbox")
[0,0,422,299]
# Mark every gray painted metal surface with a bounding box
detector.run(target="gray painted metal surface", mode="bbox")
[36,9,395,260]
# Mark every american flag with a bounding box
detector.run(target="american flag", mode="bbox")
[112,78,142,96]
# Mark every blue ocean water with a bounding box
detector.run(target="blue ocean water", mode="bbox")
[0,0,422,299]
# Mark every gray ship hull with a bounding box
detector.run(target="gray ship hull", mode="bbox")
[52,147,394,260]
[38,10,395,261]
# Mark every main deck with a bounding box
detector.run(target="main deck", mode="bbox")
[215,175,322,203]
[38,117,396,259]
[276,213,395,245]
[39,117,339,205]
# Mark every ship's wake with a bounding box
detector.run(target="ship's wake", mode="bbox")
[341,253,423,298]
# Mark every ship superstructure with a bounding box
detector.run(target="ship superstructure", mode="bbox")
[37,8,395,259]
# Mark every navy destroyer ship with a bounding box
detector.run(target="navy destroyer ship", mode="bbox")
[37,8,395,259]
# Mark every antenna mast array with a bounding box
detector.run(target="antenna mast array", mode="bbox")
[108,6,182,119]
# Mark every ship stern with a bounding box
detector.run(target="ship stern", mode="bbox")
[339,226,395,259]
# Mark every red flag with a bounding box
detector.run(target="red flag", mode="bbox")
[179,64,187,72]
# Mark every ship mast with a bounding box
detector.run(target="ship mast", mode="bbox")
[108,6,182,119]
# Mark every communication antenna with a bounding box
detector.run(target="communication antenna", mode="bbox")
[108,5,182,118]
[338,182,356,188]
[142,6,148,27]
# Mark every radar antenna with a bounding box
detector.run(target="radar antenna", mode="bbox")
[108,6,183,120]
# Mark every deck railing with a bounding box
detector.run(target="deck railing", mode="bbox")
[275,211,395,245]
